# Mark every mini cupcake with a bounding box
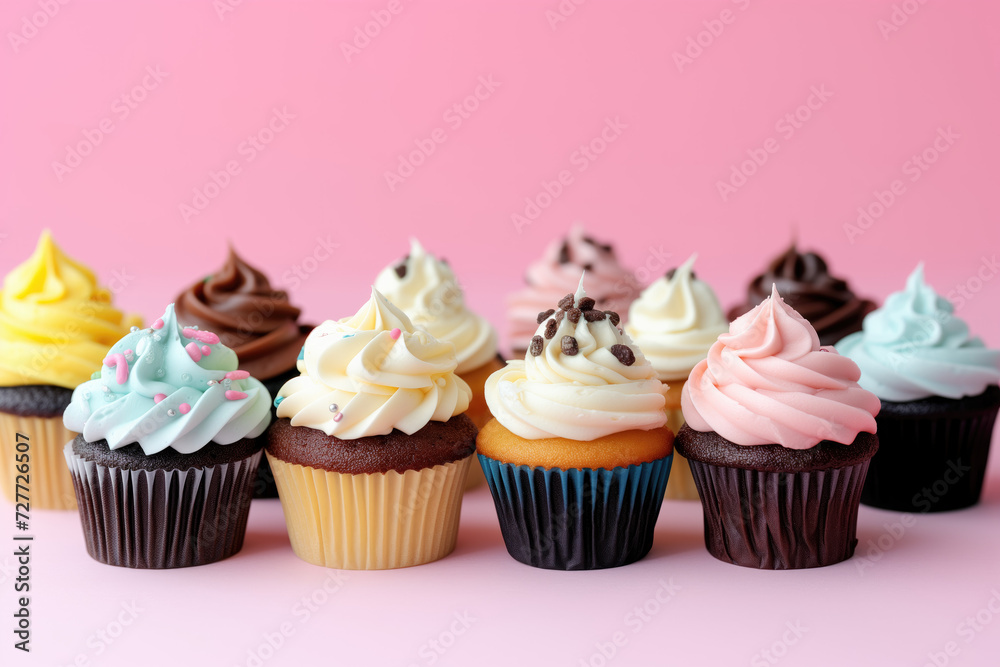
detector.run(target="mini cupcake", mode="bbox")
[269,289,476,570]
[626,254,728,500]
[63,304,272,568]
[678,286,880,569]
[0,231,140,510]
[729,243,875,346]
[507,224,639,357]
[836,265,1000,512]
[174,246,311,498]
[480,279,673,570]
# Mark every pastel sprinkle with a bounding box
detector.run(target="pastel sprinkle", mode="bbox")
[124,349,133,357]
[102,353,130,384]
[179,403,191,414]
[273,396,284,408]
[185,342,203,362]
[298,347,305,360]
[226,370,250,380]
[152,318,164,330]
[390,328,401,340]
[201,345,212,356]
[182,328,220,345]
[333,412,343,422]
[154,393,167,403]
[225,390,248,400]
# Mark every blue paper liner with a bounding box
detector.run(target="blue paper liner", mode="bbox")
[478,454,672,570]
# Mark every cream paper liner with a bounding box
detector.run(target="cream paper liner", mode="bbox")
[0,413,77,510]
[268,453,472,570]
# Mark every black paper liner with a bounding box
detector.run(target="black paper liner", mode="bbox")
[686,459,871,569]
[478,454,672,570]
[862,387,1000,512]
[65,443,262,568]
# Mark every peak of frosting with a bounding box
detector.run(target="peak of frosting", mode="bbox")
[683,286,880,449]
[507,224,639,354]
[836,264,1000,401]
[63,303,272,454]
[487,277,667,441]
[275,288,471,438]
[173,246,308,381]
[626,254,729,381]
[374,239,498,374]
[729,243,874,345]
[0,231,141,389]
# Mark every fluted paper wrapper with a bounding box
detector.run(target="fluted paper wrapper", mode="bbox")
[0,414,77,510]
[687,459,870,570]
[478,454,672,570]
[268,454,472,570]
[65,444,261,568]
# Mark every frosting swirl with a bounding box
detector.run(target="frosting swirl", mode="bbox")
[63,303,272,454]
[729,244,875,345]
[487,279,667,441]
[625,254,729,381]
[508,224,639,353]
[275,288,471,438]
[373,238,498,374]
[836,265,1000,401]
[174,247,309,381]
[0,231,141,389]
[683,285,879,449]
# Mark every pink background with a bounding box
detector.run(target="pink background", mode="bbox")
[2,1,1000,665]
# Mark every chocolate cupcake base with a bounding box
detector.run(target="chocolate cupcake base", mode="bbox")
[676,426,878,570]
[65,436,263,569]
[478,454,672,570]
[861,386,1000,512]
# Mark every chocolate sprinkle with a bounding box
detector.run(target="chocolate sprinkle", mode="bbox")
[558,242,571,264]
[561,336,579,356]
[554,310,565,324]
[666,267,696,281]
[558,293,575,310]
[544,319,558,339]
[529,336,544,356]
[610,344,635,366]
[584,310,606,322]
[536,309,555,324]
[393,263,407,279]
[578,297,596,311]
[567,308,582,323]
[605,311,621,326]
[582,263,594,272]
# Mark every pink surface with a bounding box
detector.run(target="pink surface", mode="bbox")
[2,0,1000,665]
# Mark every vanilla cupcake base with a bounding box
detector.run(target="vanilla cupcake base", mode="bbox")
[662,381,699,501]
[268,453,472,569]
[0,413,77,510]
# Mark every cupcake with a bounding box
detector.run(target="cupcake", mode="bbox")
[63,304,272,568]
[0,231,140,510]
[728,243,875,346]
[174,246,311,498]
[507,224,639,357]
[626,254,728,500]
[836,265,1000,512]
[678,286,881,569]
[269,288,476,570]
[479,279,673,570]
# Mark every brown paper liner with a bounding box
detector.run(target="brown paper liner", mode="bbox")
[662,380,698,501]
[0,413,77,510]
[268,453,472,569]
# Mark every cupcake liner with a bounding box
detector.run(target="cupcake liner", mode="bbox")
[65,444,262,568]
[862,406,999,512]
[0,413,77,510]
[478,454,672,570]
[267,453,472,569]
[663,451,700,501]
[687,459,870,570]
[252,441,280,499]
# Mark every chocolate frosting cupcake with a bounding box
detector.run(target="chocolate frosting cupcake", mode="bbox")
[728,244,875,345]
[174,247,311,381]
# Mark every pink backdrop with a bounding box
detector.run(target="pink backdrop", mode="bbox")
[2,1,1000,666]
